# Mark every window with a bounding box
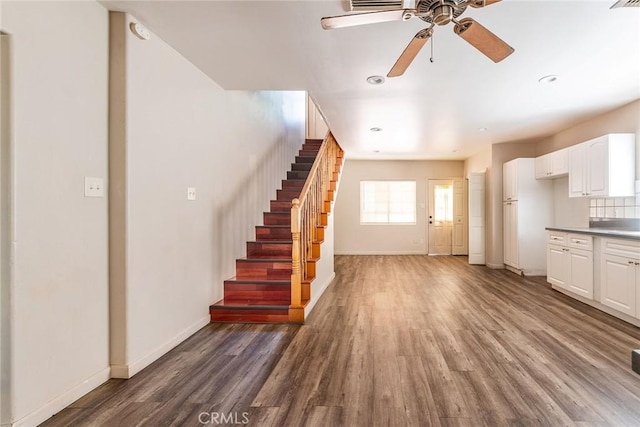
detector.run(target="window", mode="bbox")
[360,181,416,224]
[433,184,453,222]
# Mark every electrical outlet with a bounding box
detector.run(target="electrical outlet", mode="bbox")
[187,187,196,201]
[84,177,104,198]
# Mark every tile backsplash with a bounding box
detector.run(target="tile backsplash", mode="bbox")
[589,192,640,219]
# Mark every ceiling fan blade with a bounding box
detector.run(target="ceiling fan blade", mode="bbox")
[469,0,502,8]
[321,10,407,30]
[387,28,433,78]
[454,18,514,63]
[610,0,640,8]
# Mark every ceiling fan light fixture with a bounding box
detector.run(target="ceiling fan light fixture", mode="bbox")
[366,75,385,85]
[432,4,454,25]
[538,75,558,84]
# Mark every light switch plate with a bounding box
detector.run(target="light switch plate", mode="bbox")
[84,177,104,198]
[187,187,196,201]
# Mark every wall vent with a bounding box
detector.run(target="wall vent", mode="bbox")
[611,0,640,8]
[350,0,404,11]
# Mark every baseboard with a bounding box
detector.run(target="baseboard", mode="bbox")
[110,315,209,379]
[486,262,505,269]
[12,367,110,427]
[552,285,640,328]
[305,272,335,318]
[334,250,426,255]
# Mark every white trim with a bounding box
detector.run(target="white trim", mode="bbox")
[110,315,209,379]
[552,285,640,328]
[335,250,426,256]
[486,262,505,269]
[12,367,110,427]
[304,272,335,318]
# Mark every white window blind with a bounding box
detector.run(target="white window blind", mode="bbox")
[360,181,416,224]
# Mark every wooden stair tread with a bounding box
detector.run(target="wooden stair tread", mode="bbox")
[210,299,290,309]
[237,257,293,263]
[248,240,293,244]
[256,225,290,228]
[224,278,290,285]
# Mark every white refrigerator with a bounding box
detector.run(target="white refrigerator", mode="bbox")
[503,158,553,276]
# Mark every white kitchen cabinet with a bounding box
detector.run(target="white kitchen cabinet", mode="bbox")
[568,248,594,298]
[547,243,569,288]
[601,253,636,316]
[600,238,640,318]
[503,160,517,201]
[546,232,593,299]
[535,148,569,180]
[503,159,553,275]
[504,202,518,268]
[568,133,635,198]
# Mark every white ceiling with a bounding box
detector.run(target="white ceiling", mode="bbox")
[101,0,640,160]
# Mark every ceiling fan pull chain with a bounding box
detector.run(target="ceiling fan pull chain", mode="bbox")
[430,33,435,63]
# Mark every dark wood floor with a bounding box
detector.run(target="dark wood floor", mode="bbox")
[42,255,640,426]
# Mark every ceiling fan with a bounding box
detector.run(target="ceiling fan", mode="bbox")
[321,0,514,77]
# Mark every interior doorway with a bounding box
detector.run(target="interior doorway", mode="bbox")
[428,179,453,255]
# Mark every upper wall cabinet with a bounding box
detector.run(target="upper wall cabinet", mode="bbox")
[503,159,518,201]
[568,134,636,198]
[535,148,569,179]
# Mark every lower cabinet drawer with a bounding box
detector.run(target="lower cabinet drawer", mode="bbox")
[568,234,593,251]
[601,238,640,260]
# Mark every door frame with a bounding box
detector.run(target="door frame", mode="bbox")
[427,179,454,255]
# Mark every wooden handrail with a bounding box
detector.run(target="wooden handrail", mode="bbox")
[297,133,330,206]
[289,132,343,321]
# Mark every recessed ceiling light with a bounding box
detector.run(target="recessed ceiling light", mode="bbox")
[538,75,558,84]
[479,127,488,132]
[373,150,380,153]
[370,127,382,132]
[366,75,385,85]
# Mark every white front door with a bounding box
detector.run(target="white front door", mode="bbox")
[428,180,453,255]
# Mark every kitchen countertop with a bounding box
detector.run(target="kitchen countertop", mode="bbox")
[546,226,640,241]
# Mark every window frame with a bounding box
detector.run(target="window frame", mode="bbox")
[359,180,417,225]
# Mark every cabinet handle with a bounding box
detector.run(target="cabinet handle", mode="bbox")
[636,262,640,266]
[628,261,635,265]
[551,237,561,240]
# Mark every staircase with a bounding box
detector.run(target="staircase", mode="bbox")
[210,136,343,323]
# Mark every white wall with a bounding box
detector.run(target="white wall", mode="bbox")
[552,177,589,228]
[1,3,110,425]
[306,95,328,140]
[0,4,306,425]
[109,12,305,378]
[1,32,12,427]
[334,159,464,255]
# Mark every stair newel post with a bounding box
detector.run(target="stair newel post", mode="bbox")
[289,198,304,322]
